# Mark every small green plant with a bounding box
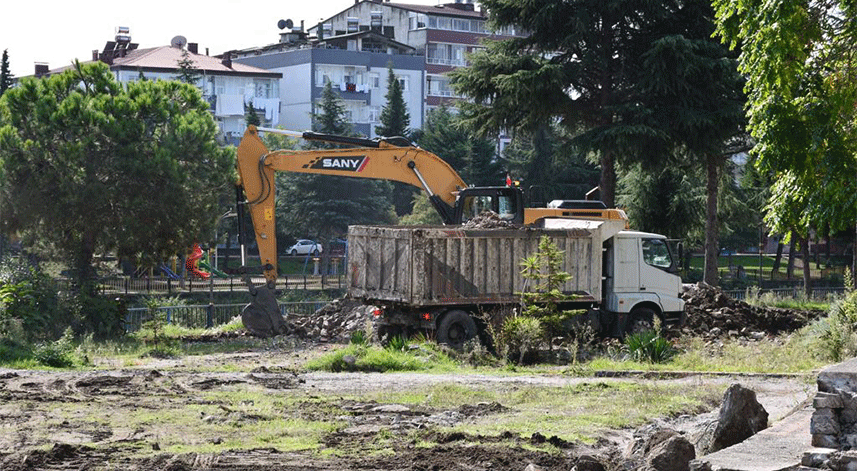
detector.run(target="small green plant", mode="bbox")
[817,291,857,362]
[33,328,77,368]
[350,329,368,345]
[499,315,543,365]
[386,335,408,352]
[624,320,676,364]
[517,236,581,350]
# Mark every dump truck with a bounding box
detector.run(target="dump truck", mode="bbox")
[346,218,685,348]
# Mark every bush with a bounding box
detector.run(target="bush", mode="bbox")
[625,329,676,363]
[0,257,61,342]
[499,315,543,365]
[33,328,78,368]
[817,291,857,362]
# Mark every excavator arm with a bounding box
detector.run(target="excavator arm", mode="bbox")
[235,125,468,285]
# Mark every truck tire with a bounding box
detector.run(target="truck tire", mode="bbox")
[628,307,657,335]
[437,310,477,350]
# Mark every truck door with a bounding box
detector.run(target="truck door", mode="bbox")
[640,238,684,314]
[612,237,640,292]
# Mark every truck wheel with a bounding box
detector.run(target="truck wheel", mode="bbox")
[437,310,477,350]
[628,307,657,335]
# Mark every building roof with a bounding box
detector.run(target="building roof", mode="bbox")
[319,30,416,52]
[392,2,486,18]
[41,45,280,78]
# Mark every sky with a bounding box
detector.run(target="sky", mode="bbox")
[1,0,443,79]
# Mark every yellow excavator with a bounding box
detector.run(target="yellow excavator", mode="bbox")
[234,125,626,335]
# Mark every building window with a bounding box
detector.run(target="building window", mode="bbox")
[409,12,427,30]
[397,76,409,92]
[426,43,467,66]
[370,73,380,88]
[368,106,380,123]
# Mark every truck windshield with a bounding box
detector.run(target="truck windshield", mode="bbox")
[642,238,673,270]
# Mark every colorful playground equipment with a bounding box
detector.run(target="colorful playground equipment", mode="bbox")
[185,243,211,280]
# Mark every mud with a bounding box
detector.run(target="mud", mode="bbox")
[0,344,812,471]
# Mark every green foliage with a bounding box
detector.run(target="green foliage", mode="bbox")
[0,49,12,96]
[67,293,124,340]
[349,329,368,346]
[625,328,676,364]
[0,61,234,295]
[305,343,455,373]
[33,328,78,368]
[518,236,580,340]
[375,64,410,138]
[816,291,857,362]
[245,100,261,127]
[385,335,408,352]
[399,191,443,226]
[416,104,502,188]
[713,0,857,236]
[276,81,396,242]
[497,315,542,365]
[174,48,202,85]
[0,257,60,342]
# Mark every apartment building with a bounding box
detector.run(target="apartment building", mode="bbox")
[232,26,424,137]
[308,0,524,112]
[33,29,282,146]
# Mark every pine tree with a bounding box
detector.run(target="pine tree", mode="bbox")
[375,64,410,137]
[174,48,201,85]
[0,49,14,96]
[245,99,261,127]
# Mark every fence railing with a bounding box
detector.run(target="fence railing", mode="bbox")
[52,274,345,296]
[723,286,847,301]
[123,300,327,332]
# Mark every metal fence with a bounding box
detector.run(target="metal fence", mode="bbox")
[52,274,346,296]
[723,286,847,301]
[123,300,328,332]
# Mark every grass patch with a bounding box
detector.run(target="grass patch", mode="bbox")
[304,343,458,373]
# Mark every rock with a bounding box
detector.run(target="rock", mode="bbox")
[708,384,768,453]
[241,284,288,338]
[646,436,695,471]
[523,464,544,471]
[573,455,606,471]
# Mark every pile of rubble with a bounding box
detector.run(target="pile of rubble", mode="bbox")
[679,283,823,339]
[283,298,373,342]
[461,211,517,229]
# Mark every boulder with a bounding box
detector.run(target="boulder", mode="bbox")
[646,436,696,471]
[708,383,768,453]
[241,282,287,338]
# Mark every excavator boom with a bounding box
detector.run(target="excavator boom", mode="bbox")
[235,125,468,284]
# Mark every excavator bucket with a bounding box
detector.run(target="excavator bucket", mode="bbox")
[240,276,287,338]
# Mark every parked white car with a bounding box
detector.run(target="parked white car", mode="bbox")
[287,239,323,256]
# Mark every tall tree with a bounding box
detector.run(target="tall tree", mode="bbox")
[450,0,680,207]
[0,61,233,295]
[0,49,12,97]
[375,64,415,216]
[174,48,202,85]
[245,99,261,127]
[713,0,857,289]
[375,64,410,138]
[634,0,747,286]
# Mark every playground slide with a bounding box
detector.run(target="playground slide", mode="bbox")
[185,243,211,280]
[198,258,228,278]
[159,264,181,280]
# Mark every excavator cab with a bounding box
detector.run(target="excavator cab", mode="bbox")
[453,187,525,225]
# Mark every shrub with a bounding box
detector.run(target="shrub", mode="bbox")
[625,329,676,363]
[817,291,857,362]
[499,315,543,365]
[33,328,77,368]
[0,257,61,342]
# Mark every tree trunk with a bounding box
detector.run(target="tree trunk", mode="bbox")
[787,234,796,280]
[600,148,616,208]
[703,155,720,286]
[772,241,784,280]
[801,234,812,297]
[73,228,99,297]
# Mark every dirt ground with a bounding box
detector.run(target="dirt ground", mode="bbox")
[0,339,815,471]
